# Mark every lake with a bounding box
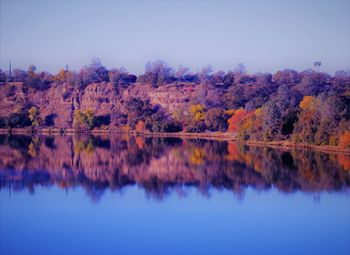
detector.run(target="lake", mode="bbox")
[0,134,349,255]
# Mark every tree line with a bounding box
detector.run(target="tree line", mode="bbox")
[0,59,349,148]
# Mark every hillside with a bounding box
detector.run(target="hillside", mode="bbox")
[0,60,349,148]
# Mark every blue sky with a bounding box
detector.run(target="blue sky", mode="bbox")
[1,0,350,74]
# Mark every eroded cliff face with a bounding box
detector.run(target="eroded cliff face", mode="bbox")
[122,82,201,113]
[0,82,75,128]
[0,81,204,128]
[0,82,27,117]
[78,82,121,116]
[0,82,125,128]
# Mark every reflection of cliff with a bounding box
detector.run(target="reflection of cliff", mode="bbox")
[0,135,349,201]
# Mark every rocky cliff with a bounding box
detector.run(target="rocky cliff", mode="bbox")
[0,81,203,129]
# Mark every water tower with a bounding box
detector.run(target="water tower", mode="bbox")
[313,61,321,72]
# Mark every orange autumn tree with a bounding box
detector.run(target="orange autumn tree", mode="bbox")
[292,96,319,144]
[135,136,145,149]
[135,120,145,132]
[227,108,251,133]
[338,130,350,149]
[299,95,316,110]
[237,109,259,140]
[338,154,350,171]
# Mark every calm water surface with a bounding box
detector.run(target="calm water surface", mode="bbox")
[0,135,349,255]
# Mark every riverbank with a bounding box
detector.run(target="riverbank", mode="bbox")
[0,128,349,154]
[138,132,350,154]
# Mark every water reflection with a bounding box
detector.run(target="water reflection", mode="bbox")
[0,134,349,201]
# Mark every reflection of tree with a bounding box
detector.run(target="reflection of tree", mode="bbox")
[0,134,349,201]
[337,154,350,171]
[189,147,205,165]
[73,136,94,155]
[28,137,41,157]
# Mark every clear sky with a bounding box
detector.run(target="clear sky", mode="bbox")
[1,0,350,74]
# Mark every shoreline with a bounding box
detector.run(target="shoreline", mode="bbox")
[0,128,349,154]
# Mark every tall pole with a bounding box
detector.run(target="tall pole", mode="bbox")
[9,60,12,78]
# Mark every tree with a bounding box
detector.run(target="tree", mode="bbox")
[198,65,213,84]
[73,110,88,131]
[2,112,31,128]
[234,63,246,74]
[243,108,263,140]
[145,108,182,133]
[299,96,315,110]
[79,58,109,86]
[26,65,40,87]
[138,60,175,87]
[272,69,300,85]
[0,69,6,82]
[293,101,320,144]
[55,69,78,84]
[28,106,42,127]
[12,69,28,82]
[73,109,95,131]
[109,67,135,88]
[85,109,95,129]
[175,65,190,81]
[187,104,206,132]
[295,70,331,96]
[258,85,301,140]
[205,108,228,131]
[190,104,206,122]
[227,108,250,133]
[261,101,283,140]
[55,69,66,82]
[126,98,153,129]
[135,120,145,132]
[292,94,349,145]
[339,131,350,149]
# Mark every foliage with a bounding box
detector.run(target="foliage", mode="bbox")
[190,104,206,122]
[28,106,42,127]
[0,69,6,82]
[85,109,95,128]
[227,108,251,133]
[186,104,207,132]
[299,96,315,110]
[293,94,349,145]
[205,108,228,131]
[339,131,350,149]
[137,60,175,87]
[126,98,153,129]
[0,112,31,128]
[1,59,350,147]
[73,109,95,131]
[135,120,145,132]
[79,58,109,86]
[109,68,136,88]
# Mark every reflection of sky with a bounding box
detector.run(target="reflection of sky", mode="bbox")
[1,186,350,255]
